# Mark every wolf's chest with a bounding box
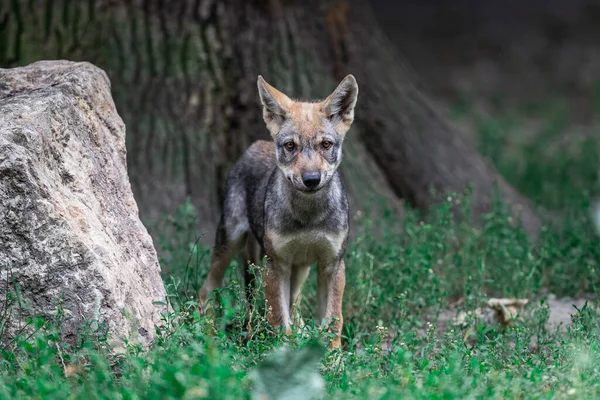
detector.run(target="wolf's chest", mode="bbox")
[266,229,346,266]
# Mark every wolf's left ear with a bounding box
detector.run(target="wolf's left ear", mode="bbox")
[257,75,294,136]
[321,75,359,133]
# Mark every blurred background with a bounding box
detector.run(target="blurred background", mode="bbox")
[1,0,599,261]
[4,3,600,395]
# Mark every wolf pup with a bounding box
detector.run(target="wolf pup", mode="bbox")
[198,74,358,349]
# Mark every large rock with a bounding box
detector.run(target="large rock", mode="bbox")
[0,60,167,349]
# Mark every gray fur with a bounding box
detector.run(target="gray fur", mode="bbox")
[200,75,357,346]
[218,141,349,266]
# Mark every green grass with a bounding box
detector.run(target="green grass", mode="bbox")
[452,95,600,211]
[1,98,600,398]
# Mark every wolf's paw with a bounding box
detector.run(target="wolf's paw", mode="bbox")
[197,286,212,314]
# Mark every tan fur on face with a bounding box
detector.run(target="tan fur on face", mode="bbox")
[257,75,358,138]
[288,102,331,139]
[287,148,328,177]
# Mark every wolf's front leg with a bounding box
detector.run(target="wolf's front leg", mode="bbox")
[289,265,311,329]
[265,258,292,335]
[317,259,346,350]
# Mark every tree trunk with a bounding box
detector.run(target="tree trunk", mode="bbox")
[342,0,541,237]
[223,0,541,238]
[1,0,540,241]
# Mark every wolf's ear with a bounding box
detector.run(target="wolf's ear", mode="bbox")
[257,76,294,135]
[321,75,358,134]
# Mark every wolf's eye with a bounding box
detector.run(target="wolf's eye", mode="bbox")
[322,141,332,149]
[284,141,296,151]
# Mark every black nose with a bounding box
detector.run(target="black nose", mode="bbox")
[302,172,321,189]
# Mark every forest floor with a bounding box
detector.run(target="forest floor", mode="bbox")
[1,91,599,399]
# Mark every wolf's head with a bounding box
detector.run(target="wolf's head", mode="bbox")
[257,75,358,194]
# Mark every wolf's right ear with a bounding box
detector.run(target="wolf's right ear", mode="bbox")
[257,76,294,136]
[321,75,359,135]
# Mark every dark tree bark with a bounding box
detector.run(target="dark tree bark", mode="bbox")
[342,0,541,237]
[217,0,541,238]
[2,0,540,241]
[129,0,541,239]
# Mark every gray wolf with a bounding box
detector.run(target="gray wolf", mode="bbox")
[198,74,359,349]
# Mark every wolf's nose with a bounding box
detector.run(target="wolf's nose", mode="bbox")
[302,172,321,189]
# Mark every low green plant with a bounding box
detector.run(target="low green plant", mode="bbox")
[2,96,600,398]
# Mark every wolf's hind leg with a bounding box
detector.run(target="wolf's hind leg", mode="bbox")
[198,216,247,311]
[241,233,262,307]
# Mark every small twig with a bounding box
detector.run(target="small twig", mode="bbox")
[364,253,374,306]
[56,342,68,377]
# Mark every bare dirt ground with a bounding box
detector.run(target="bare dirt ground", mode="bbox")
[369,297,596,353]
[543,297,594,331]
[436,296,597,333]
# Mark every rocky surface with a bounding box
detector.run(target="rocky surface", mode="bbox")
[0,60,167,349]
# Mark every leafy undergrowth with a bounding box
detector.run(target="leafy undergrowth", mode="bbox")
[452,95,600,211]
[2,96,599,398]
[2,192,600,399]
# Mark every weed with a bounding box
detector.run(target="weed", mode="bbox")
[1,97,600,398]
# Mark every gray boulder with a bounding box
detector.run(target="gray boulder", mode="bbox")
[0,60,167,349]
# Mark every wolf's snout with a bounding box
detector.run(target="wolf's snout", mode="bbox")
[302,172,321,189]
